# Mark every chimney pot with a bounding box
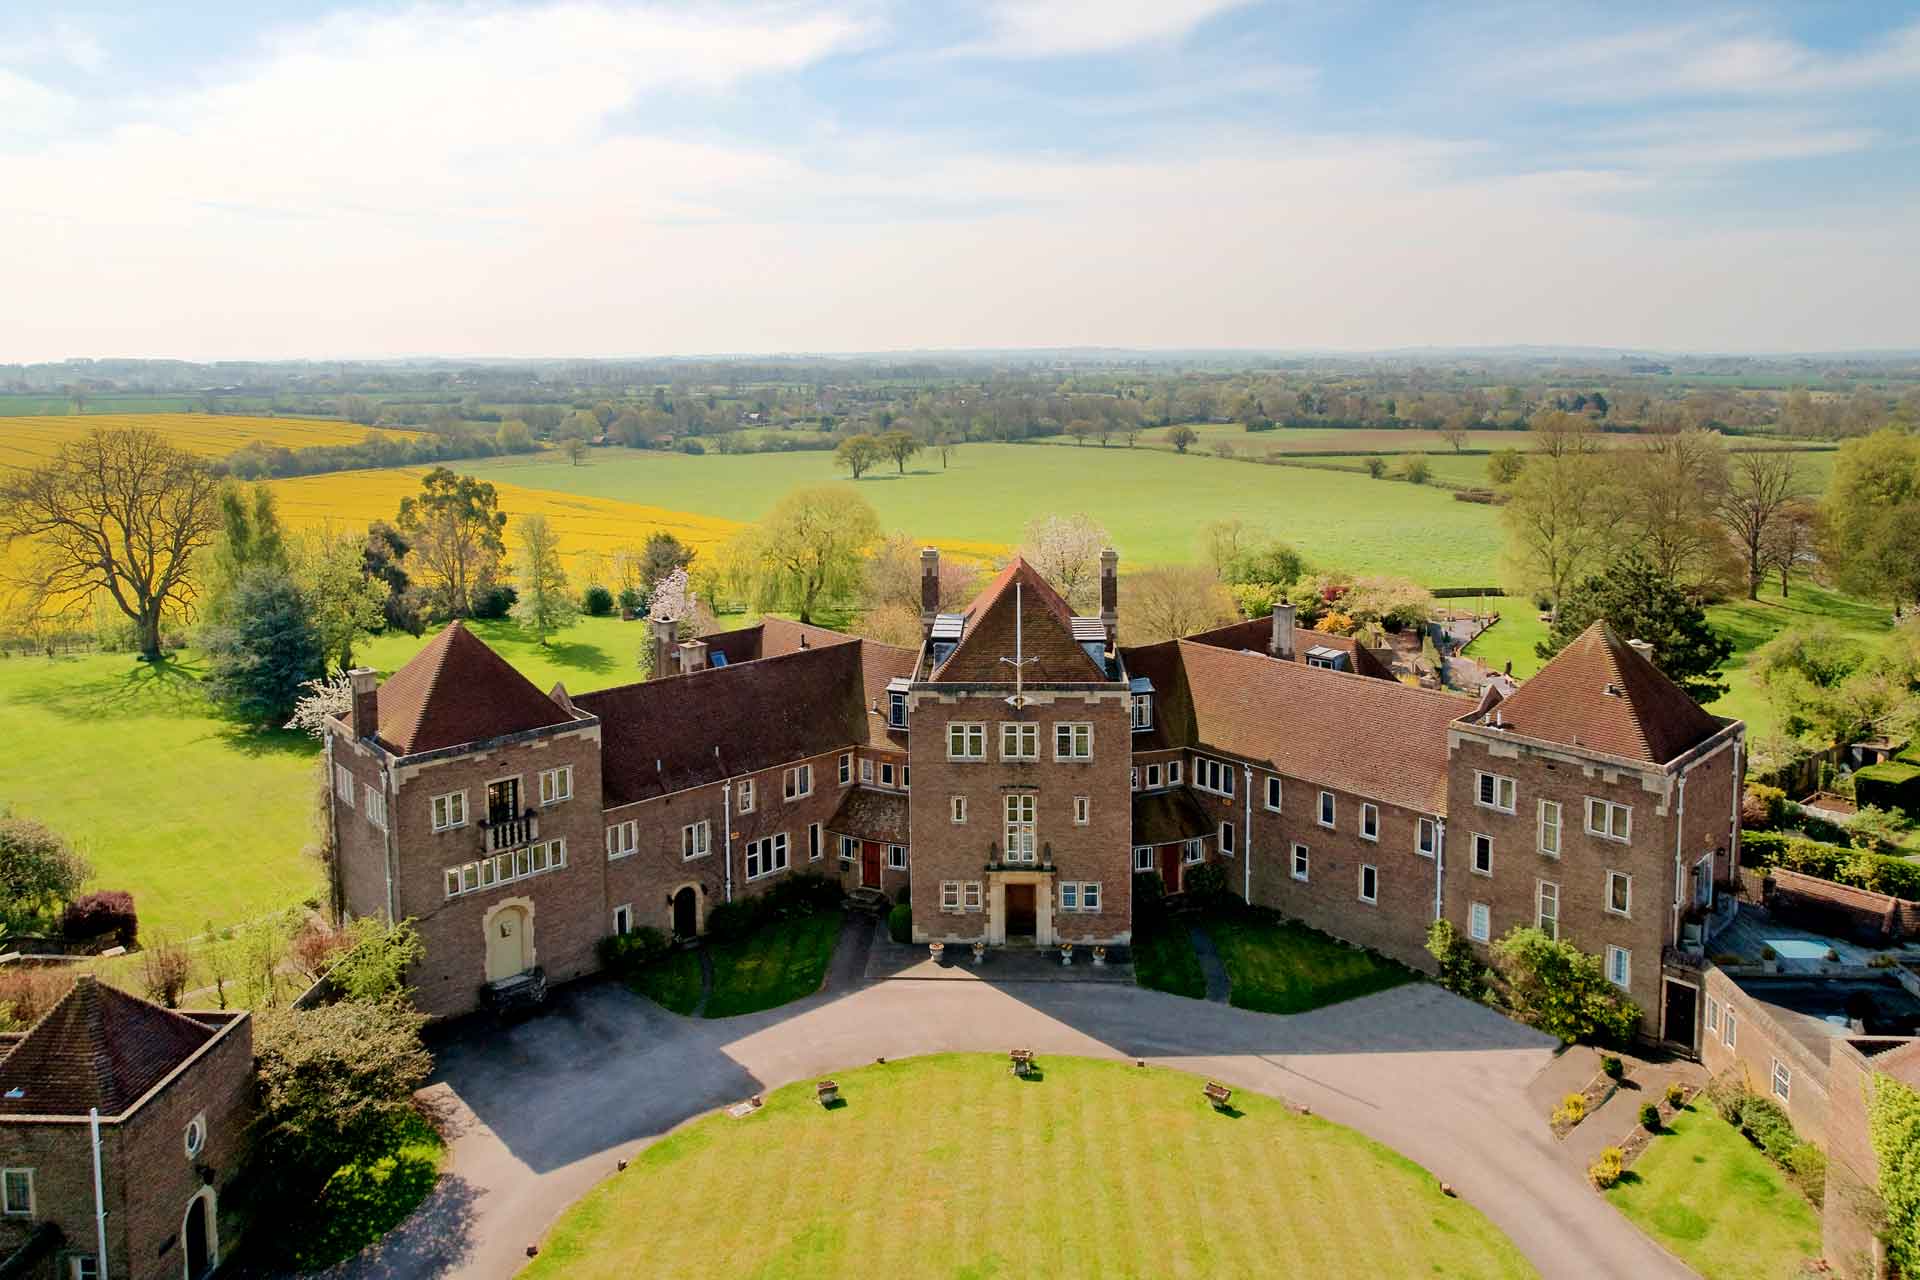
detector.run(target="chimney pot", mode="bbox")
[1270,604,1296,661]
[921,546,941,639]
[347,667,378,739]
[677,638,709,674]
[1099,548,1119,645]
[648,617,679,679]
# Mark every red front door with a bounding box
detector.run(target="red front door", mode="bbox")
[861,841,881,888]
[1158,844,1181,893]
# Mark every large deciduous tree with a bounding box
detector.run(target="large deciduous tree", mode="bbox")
[1121,566,1236,644]
[1500,412,1621,613]
[876,429,921,474]
[834,433,881,480]
[293,528,387,671]
[1539,549,1735,702]
[507,514,578,645]
[395,467,506,618]
[0,810,92,931]
[1624,429,1736,596]
[0,428,221,658]
[1821,429,1920,612]
[863,531,978,614]
[1716,450,1806,600]
[1020,513,1111,612]
[737,485,880,624]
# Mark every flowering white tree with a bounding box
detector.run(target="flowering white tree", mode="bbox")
[648,566,697,623]
[1020,513,1110,611]
[284,673,353,738]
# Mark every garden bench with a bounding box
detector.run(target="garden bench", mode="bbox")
[1203,1081,1232,1110]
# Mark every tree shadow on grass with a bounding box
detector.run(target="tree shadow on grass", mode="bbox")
[539,639,616,676]
[12,654,211,721]
[214,721,322,759]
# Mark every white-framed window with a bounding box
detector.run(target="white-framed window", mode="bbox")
[942,880,962,912]
[1468,901,1490,943]
[1417,817,1437,858]
[1265,775,1282,812]
[1606,870,1632,917]
[1606,945,1631,990]
[682,820,710,860]
[738,779,755,813]
[2,1169,32,1217]
[1587,797,1632,842]
[902,766,909,790]
[1060,881,1102,912]
[887,844,908,870]
[880,762,895,787]
[1359,864,1378,904]
[606,820,637,860]
[1001,722,1039,760]
[1476,771,1517,814]
[1131,766,1139,791]
[888,690,907,729]
[808,823,822,861]
[784,764,813,801]
[184,1112,206,1158]
[949,722,987,760]
[1471,832,1493,875]
[1054,722,1093,760]
[964,881,982,911]
[1004,794,1036,862]
[1291,843,1309,882]
[335,764,355,807]
[1167,760,1183,785]
[1131,694,1152,729]
[1771,1058,1791,1101]
[69,1254,100,1280]
[1725,1008,1737,1048]
[838,752,852,786]
[431,790,467,831]
[951,795,968,824]
[1317,791,1335,828]
[1360,803,1379,841]
[538,766,572,806]
[1133,845,1153,872]
[1218,821,1235,856]
[612,904,632,935]
[860,757,874,783]
[1194,757,1233,796]
[1184,838,1204,864]
[745,832,789,880]
[840,835,858,863]
[1706,996,1721,1034]
[364,784,386,830]
[443,838,566,898]
[1073,795,1090,826]
[1146,763,1162,789]
[1538,800,1562,858]
[1536,880,1559,940]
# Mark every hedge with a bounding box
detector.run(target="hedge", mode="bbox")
[1871,1072,1920,1277]
[1742,830,1920,901]
[1854,758,1920,819]
[61,891,138,949]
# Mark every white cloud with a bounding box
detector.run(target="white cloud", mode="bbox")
[0,19,106,73]
[961,0,1254,57]
[0,69,74,139]
[1576,109,1879,171]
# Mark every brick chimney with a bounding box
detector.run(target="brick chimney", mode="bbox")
[1099,548,1119,646]
[920,547,940,639]
[677,638,709,675]
[648,616,678,679]
[1627,638,1655,662]
[1269,604,1296,660]
[347,667,379,739]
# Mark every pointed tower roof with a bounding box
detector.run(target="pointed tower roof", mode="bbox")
[931,558,1109,683]
[0,976,216,1117]
[375,621,574,754]
[1486,621,1722,764]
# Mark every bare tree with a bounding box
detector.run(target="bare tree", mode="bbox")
[1499,446,1623,614]
[1020,513,1110,612]
[1760,500,1820,598]
[1624,430,1735,594]
[0,428,221,658]
[1121,566,1236,644]
[1717,450,1805,599]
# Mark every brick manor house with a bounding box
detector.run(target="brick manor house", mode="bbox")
[325,550,1743,1050]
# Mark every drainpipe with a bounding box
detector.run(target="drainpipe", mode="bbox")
[381,753,398,924]
[722,779,734,904]
[1671,772,1688,944]
[1727,735,1743,888]
[90,1107,109,1280]
[1432,818,1446,923]
[1242,764,1253,904]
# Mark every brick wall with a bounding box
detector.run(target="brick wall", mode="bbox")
[1699,968,1832,1144]
[1821,1040,1900,1280]
[1767,869,1909,946]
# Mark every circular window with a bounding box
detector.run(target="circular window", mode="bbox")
[184,1115,206,1159]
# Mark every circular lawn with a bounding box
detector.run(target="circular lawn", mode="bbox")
[521,1054,1535,1280]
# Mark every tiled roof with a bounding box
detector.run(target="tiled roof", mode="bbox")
[1118,640,1191,751]
[828,787,909,843]
[1132,788,1215,845]
[577,641,872,806]
[1475,621,1723,765]
[1182,616,1395,680]
[1174,640,1469,813]
[375,621,576,754]
[858,639,918,750]
[0,977,218,1117]
[704,617,855,667]
[932,558,1109,684]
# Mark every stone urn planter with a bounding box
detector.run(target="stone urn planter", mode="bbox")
[971,940,986,966]
[1059,943,1074,967]
[928,941,945,963]
[1092,945,1108,967]
[816,1079,839,1106]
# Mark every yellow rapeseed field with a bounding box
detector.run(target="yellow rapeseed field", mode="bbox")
[0,413,420,469]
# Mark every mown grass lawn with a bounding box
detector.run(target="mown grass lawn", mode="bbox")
[629,947,705,1015]
[274,1105,446,1271]
[1207,915,1414,1015]
[1605,1106,1821,1280]
[522,1054,1535,1280]
[703,912,842,1018]
[1130,921,1206,1000]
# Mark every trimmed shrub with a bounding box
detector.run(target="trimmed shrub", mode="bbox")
[1589,1147,1624,1189]
[1488,926,1641,1046]
[582,585,615,617]
[764,872,843,918]
[1739,1094,1797,1160]
[1706,1071,1747,1124]
[1181,862,1232,910]
[703,899,760,944]
[1855,758,1920,820]
[1784,1142,1827,1202]
[1553,1092,1587,1126]
[596,927,670,976]
[471,584,517,619]
[1601,1055,1624,1079]
[1665,1082,1687,1110]
[1870,1072,1920,1276]
[887,903,912,944]
[1132,871,1167,929]
[1426,918,1490,1000]
[61,890,138,949]
[1742,783,1788,829]
[1742,830,1920,900]
[1639,1101,1661,1131]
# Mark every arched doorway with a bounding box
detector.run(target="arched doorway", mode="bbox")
[672,885,699,938]
[485,904,533,981]
[182,1189,216,1278]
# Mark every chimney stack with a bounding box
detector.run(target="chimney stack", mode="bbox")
[920,547,941,639]
[348,667,379,739]
[1270,603,1296,661]
[1099,548,1119,646]
[1627,638,1655,662]
[649,616,679,679]
[677,638,709,675]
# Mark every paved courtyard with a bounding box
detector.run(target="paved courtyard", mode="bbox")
[327,919,1696,1280]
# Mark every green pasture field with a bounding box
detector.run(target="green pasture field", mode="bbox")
[0,394,260,415]
[522,1054,1535,1280]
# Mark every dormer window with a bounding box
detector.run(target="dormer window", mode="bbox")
[1130,694,1152,730]
[888,691,907,729]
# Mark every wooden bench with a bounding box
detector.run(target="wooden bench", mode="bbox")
[1203,1081,1232,1110]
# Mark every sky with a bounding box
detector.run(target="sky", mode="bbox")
[3,1,1919,361]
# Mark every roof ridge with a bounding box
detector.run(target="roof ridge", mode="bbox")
[1174,640,1470,705]
[581,632,859,703]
